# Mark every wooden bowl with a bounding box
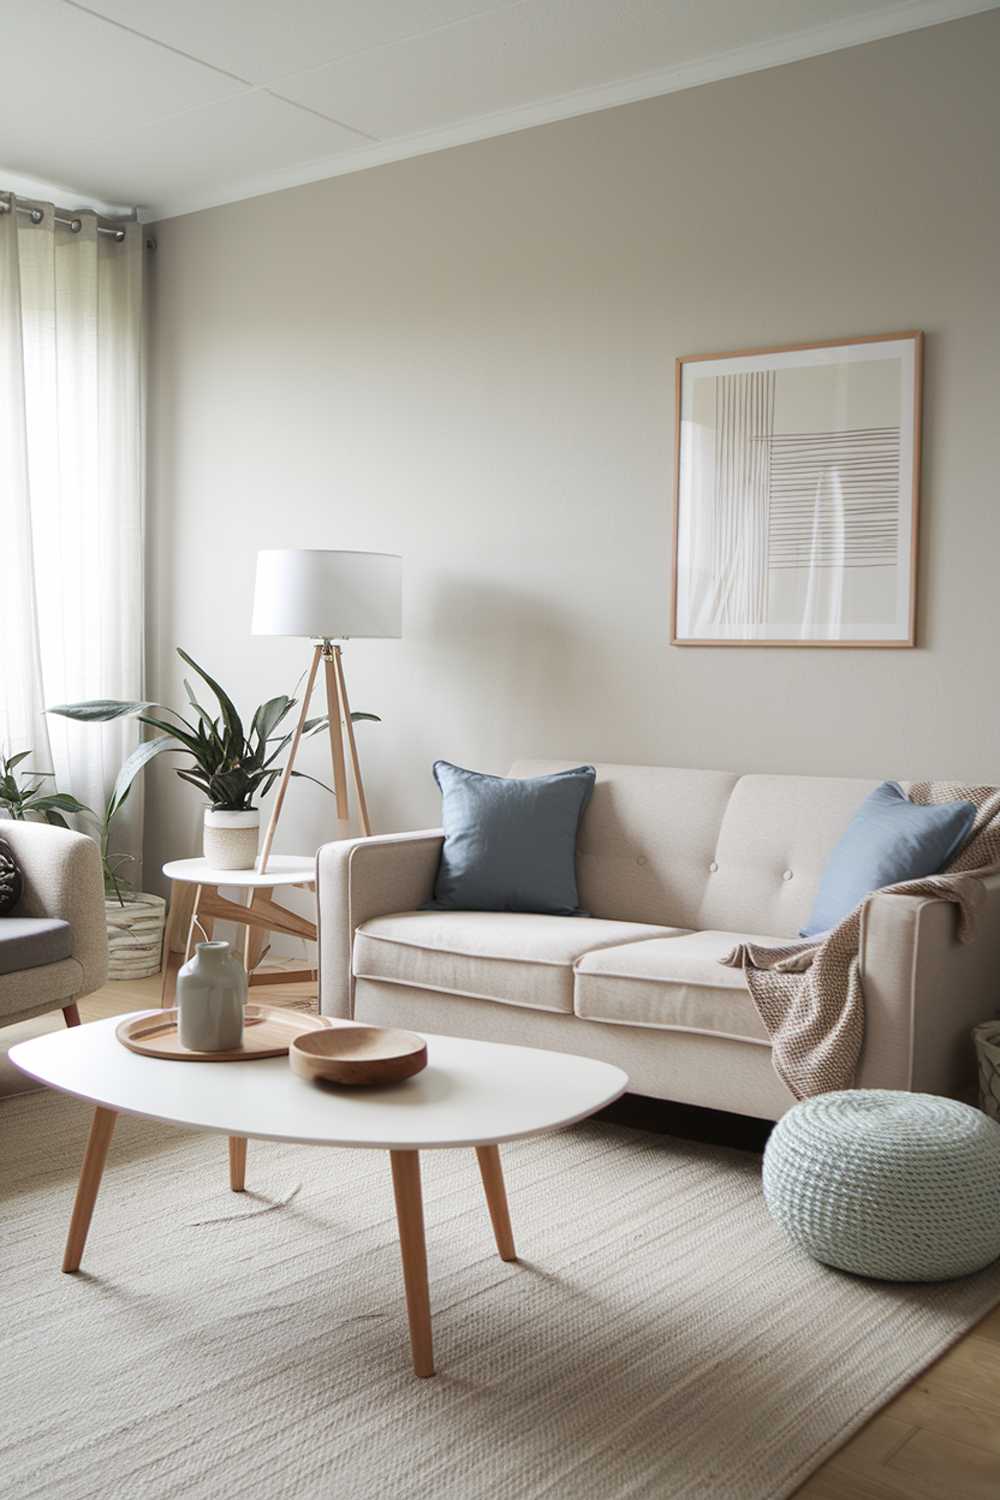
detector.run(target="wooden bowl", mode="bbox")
[289,1025,427,1087]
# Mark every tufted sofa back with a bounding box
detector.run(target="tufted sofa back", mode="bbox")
[508,760,890,937]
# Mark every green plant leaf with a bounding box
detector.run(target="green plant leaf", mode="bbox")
[48,699,155,721]
[176,648,245,753]
[29,792,92,814]
[4,750,32,770]
[106,736,185,825]
[176,770,212,796]
[44,810,69,828]
[251,696,295,757]
[290,770,335,794]
[350,712,380,723]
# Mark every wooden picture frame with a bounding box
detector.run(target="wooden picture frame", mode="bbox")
[671,331,923,647]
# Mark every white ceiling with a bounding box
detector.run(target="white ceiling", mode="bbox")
[1,0,996,221]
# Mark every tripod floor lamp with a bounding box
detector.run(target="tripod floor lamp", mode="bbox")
[251,549,402,872]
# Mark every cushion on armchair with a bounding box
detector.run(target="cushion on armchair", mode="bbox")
[0,918,74,976]
[0,837,23,915]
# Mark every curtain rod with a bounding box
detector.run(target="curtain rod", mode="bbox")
[0,193,127,241]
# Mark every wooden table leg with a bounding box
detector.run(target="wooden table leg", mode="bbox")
[63,1106,117,1273]
[389,1150,434,1377]
[475,1144,517,1262]
[228,1137,247,1193]
[243,888,270,975]
[161,880,197,1006]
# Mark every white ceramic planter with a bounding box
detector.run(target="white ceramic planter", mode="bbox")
[105,892,167,980]
[203,808,260,871]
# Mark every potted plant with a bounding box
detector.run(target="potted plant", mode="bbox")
[0,748,90,826]
[49,647,376,871]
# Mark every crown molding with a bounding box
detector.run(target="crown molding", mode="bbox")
[125,0,1000,222]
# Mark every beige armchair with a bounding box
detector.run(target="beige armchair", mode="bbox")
[0,822,108,1030]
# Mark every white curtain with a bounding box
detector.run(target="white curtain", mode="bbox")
[0,197,144,862]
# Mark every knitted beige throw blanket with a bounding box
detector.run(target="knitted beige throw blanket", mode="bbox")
[719,783,1000,1100]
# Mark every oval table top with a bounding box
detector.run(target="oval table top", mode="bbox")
[9,1015,628,1152]
[162,855,315,888]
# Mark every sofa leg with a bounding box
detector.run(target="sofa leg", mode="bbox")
[62,1003,81,1028]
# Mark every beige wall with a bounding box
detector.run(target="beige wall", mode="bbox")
[145,11,1000,889]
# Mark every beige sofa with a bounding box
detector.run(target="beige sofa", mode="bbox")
[0,822,108,1031]
[317,761,1000,1120]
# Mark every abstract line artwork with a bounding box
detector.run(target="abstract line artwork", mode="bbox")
[672,333,922,646]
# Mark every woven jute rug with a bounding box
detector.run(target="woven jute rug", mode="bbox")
[3,1089,999,1499]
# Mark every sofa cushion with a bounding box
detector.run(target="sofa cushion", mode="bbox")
[354,911,685,1014]
[0,917,74,976]
[574,930,777,1044]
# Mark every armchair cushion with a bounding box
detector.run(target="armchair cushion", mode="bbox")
[0,837,23,915]
[0,917,73,975]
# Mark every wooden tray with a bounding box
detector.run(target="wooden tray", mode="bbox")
[116,1005,329,1062]
[289,1025,427,1087]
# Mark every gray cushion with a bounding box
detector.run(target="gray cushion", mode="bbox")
[0,917,74,975]
[429,760,596,915]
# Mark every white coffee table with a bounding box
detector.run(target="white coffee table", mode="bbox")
[10,1018,627,1377]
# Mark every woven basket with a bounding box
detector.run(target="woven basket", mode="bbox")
[973,1021,1000,1124]
[106,893,166,980]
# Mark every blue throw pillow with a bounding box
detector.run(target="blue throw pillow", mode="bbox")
[429,761,596,915]
[801,781,976,938]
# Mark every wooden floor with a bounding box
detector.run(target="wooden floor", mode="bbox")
[3,973,999,1497]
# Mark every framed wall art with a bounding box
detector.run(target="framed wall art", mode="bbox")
[671,331,922,647]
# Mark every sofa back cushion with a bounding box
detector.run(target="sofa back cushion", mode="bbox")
[508,760,739,929]
[508,761,892,936]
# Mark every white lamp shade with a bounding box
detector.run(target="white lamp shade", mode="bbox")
[251,549,402,640]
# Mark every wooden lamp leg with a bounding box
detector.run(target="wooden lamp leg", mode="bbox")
[258,642,323,875]
[333,645,372,837]
[389,1150,434,1377]
[63,1106,117,1272]
[323,648,350,823]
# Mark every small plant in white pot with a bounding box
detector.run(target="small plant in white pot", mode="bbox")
[50,647,377,873]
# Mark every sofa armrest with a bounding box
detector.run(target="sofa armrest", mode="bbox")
[3,822,108,995]
[316,830,444,1019]
[858,874,1000,1096]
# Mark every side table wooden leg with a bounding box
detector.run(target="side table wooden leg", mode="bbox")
[243,889,270,976]
[228,1137,247,1193]
[475,1144,517,1262]
[389,1150,434,1377]
[161,880,196,1006]
[63,1106,117,1273]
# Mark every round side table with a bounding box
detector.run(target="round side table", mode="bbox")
[160,856,317,1005]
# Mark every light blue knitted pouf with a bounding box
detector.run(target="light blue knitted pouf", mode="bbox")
[763,1090,1000,1282]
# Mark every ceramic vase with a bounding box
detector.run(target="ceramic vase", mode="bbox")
[203,808,260,870]
[177,940,247,1052]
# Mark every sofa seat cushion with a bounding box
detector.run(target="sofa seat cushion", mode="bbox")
[354,911,686,1014]
[574,930,780,1044]
[0,917,74,976]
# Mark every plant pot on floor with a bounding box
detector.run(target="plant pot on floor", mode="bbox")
[106,892,167,980]
[203,808,260,871]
